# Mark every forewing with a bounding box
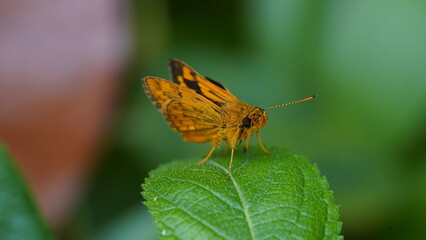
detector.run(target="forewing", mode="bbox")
[169,59,242,106]
[143,76,218,108]
[142,77,224,143]
[142,77,183,109]
[162,98,223,143]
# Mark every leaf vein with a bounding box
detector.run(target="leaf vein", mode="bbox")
[159,175,243,211]
[150,188,230,239]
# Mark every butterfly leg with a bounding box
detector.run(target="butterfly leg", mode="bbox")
[197,144,217,165]
[243,140,249,152]
[227,148,235,178]
[257,131,271,154]
[227,129,241,177]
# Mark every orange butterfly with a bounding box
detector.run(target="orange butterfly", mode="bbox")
[142,59,315,176]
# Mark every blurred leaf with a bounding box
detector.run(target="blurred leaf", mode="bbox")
[0,144,54,240]
[142,147,342,239]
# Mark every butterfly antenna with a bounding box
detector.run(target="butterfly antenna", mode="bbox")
[263,94,317,110]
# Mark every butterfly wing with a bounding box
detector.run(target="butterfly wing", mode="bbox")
[143,76,183,108]
[142,77,223,143]
[169,59,242,106]
[162,98,222,142]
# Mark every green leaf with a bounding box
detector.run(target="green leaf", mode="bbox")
[0,143,54,240]
[142,147,342,240]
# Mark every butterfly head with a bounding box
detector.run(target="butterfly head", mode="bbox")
[242,108,268,131]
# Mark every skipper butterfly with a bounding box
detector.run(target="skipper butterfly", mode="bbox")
[142,59,315,176]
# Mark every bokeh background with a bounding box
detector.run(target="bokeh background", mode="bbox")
[1,0,425,239]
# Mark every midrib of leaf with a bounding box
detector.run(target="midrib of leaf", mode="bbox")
[210,161,256,240]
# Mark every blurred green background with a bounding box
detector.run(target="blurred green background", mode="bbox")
[81,0,426,239]
[2,0,426,239]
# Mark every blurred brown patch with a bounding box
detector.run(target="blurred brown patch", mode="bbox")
[0,0,127,231]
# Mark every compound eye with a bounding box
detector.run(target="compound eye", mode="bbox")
[242,117,252,128]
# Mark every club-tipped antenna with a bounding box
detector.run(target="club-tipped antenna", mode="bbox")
[263,94,317,110]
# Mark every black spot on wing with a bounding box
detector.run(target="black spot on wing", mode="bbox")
[183,79,202,95]
[180,78,223,107]
[205,77,226,90]
[208,99,222,107]
[190,71,198,79]
[204,89,223,106]
[169,60,225,107]
[169,60,183,83]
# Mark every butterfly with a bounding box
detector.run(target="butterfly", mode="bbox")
[142,59,315,176]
